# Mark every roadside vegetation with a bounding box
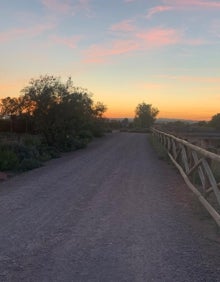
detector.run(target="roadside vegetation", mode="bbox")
[0,75,106,172]
[155,115,220,134]
[148,134,169,161]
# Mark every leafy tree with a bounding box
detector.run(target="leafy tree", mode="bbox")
[210,113,220,131]
[19,75,106,149]
[134,102,159,128]
[0,97,22,131]
[0,75,107,150]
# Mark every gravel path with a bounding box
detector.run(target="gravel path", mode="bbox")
[0,132,220,282]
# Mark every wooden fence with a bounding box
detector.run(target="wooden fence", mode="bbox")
[152,128,220,227]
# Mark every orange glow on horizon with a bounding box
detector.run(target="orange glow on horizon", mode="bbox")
[0,83,218,122]
[105,108,215,121]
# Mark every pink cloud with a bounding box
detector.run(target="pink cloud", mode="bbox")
[51,35,82,48]
[75,0,93,16]
[137,28,181,47]
[0,23,55,43]
[41,0,72,13]
[163,0,220,8]
[146,6,174,19]
[110,20,135,32]
[147,0,220,18]
[42,0,93,16]
[84,40,140,63]
[83,27,206,64]
[84,28,180,63]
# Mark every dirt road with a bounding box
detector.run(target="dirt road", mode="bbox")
[0,132,220,281]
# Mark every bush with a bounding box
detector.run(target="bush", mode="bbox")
[73,137,88,149]
[22,134,41,147]
[0,136,59,172]
[0,150,19,170]
[78,130,93,141]
[0,142,39,161]
[38,144,60,161]
[19,158,42,171]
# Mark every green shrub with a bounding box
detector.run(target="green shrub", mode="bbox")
[78,130,93,141]
[73,137,88,149]
[18,158,42,171]
[0,150,19,170]
[45,146,60,158]
[0,142,39,161]
[22,134,41,147]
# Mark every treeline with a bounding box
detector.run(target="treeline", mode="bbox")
[155,115,220,133]
[0,75,107,171]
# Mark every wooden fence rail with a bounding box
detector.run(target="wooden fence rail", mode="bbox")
[152,128,220,227]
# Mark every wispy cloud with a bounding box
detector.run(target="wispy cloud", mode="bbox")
[163,0,220,8]
[41,0,72,14]
[147,0,220,18]
[51,35,82,48]
[0,23,55,43]
[110,20,135,32]
[180,0,220,8]
[146,6,174,19]
[84,39,139,63]
[41,0,93,16]
[136,27,181,47]
[84,26,204,63]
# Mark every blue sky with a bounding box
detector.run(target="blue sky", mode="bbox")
[1,0,220,119]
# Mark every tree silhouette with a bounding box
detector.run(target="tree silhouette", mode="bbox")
[134,102,159,128]
[210,113,220,131]
[0,75,107,150]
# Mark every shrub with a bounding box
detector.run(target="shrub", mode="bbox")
[22,134,41,147]
[78,130,93,141]
[73,137,88,149]
[19,158,42,171]
[0,150,19,170]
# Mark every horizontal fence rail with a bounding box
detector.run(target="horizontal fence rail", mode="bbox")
[152,128,220,227]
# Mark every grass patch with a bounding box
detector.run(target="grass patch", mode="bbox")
[148,134,169,161]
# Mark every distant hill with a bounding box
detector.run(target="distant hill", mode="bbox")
[156,118,196,124]
[106,117,197,124]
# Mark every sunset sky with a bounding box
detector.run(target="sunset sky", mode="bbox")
[0,0,220,120]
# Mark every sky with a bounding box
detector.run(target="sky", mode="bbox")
[0,0,220,120]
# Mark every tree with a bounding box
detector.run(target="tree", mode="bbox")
[20,75,107,149]
[210,113,220,131]
[0,97,22,132]
[0,97,21,116]
[134,102,159,128]
[121,118,129,128]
